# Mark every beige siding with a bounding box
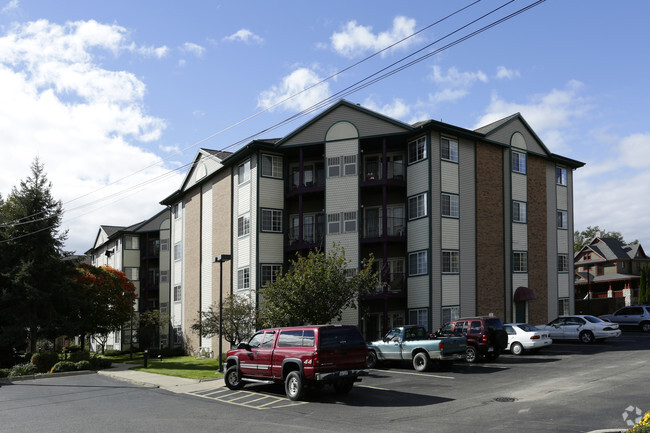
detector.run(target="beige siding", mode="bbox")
[408,218,429,251]
[441,162,459,193]
[512,173,527,202]
[512,274,529,292]
[556,186,568,210]
[484,119,547,156]
[512,224,528,251]
[557,231,569,253]
[407,162,428,196]
[511,132,527,149]
[441,218,459,249]
[558,275,569,298]
[259,177,284,208]
[441,275,460,305]
[337,307,359,326]
[408,277,429,309]
[123,249,140,266]
[259,233,284,263]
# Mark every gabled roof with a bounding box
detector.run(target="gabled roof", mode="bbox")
[577,237,648,263]
[473,113,520,135]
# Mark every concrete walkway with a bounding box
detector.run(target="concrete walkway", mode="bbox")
[97,363,225,394]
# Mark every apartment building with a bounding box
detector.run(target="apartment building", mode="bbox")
[162,100,583,350]
[87,208,171,351]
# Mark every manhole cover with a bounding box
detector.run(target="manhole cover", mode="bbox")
[495,397,516,403]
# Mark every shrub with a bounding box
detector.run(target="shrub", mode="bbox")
[51,361,77,373]
[68,351,90,363]
[103,349,123,357]
[75,360,91,371]
[89,358,112,370]
[10,363,37,377]
[0,368,10,378]
[31,352,60,373]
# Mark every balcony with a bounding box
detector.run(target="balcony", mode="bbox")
[287,221,325,252]
[364,273,406,299]
[361,160,406,187]
[361,216,406,243]
[287,166,325,197]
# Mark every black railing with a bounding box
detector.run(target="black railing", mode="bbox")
[288,221,325,246]
[362,216,406,238]
[363,161,405,181]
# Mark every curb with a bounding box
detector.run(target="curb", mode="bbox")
[96,371,160,388]
[0,369,97,383]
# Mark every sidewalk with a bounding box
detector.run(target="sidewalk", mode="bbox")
[97,363,225,394]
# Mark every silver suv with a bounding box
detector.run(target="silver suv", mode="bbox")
[600,306,650,332]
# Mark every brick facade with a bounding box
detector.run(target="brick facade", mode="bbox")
[527,154,548,325]
[182,187,201,354]
[475,142,505,318]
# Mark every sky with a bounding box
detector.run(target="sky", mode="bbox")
[1,0,650,255]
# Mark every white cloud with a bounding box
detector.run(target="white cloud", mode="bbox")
[181,42,205,57]
[362,96,411,120]
[1,0,18,14]
[0,20,183,254]
[223,29,264,45]
[257,67,331,112]
[331,16,419,58]
[495,66,520,80]
[474,80,589,153]
[428,65,488,104]
[132,44,169,59]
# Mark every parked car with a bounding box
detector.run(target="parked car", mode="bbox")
[224,325,368,401]
[536,315,621,343]
[366,325,466,371]
[435,316,508,363]
[503,323,552,355]
[600,306,650,332]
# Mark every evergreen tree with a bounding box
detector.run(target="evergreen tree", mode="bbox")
[0,158,71,360]
[639,267,648,305]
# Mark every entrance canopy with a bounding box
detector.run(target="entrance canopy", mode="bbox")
[514,286,535,302]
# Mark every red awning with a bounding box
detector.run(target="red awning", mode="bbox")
[514,286,535,302]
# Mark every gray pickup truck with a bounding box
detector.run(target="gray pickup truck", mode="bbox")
[366,325,466,371]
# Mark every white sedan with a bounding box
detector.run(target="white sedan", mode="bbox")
[536,315,621,343]
[504,323,552,355]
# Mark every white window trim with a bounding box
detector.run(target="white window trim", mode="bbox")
[261,154,283,179]
[261,208,282,233]
[238,160,251,185]
[408,136,427,164]
[238,213,251,237]
[441,137,459,163]
[513,201,527,223]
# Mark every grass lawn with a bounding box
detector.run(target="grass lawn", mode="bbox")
[102,353,224,380]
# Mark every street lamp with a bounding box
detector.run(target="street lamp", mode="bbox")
[123,291,135,360]
[214,254,231,372]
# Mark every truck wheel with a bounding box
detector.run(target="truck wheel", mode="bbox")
[465,345,478,364]
[285,371,305,401]
[333,379,354,394]
[225,365,244,390]
[412,352,430,372]
[367,350,378,369]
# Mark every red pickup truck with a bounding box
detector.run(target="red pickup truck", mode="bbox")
[224,325,368,400]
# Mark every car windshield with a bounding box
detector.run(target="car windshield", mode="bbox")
[584,315,605,323]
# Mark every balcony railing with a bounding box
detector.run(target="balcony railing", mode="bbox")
[287,221,325,247]
[362,216,406,239]
[363,161,405,182]
[370,273,406,296]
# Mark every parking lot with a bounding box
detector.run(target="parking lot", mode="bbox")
[179,330,650,432]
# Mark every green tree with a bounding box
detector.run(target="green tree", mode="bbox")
[0,158,71,359]
[260,245,378,327]
[574,225,638,252]
[192,294,257,346]
[72,264,135,354]
[138,309,168,350]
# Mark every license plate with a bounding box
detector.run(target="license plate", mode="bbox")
[488,347,494,352]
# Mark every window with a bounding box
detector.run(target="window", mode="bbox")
[513,251,528,272]
[441,137,458,162]
[172,202,182,219]
[278,330,315,347]
[261,209,282,232]
[408,136,427,163]
[261,154,282,178]
[238,213,250,237]
[408,193,427,220]
[327,213,340,234]
[114,329,120,343]
[409,250,428,276]
[344,155,357,176]
[238,268,250,290]
[160,239,169,251]
[441,193,459,218]
[238,160,250,185]
[343,211,357,233]
[558,298,570,316]
[512,151,527,174]
[556,167,567,185]
[160,270,168,283]
[442,306,460,324]
[125,235,139,249]
[327,157,340,177]
[442,251,460,273]
[558,254,569,272]
[174,242,182,261]
[409,309,428,331]
[116,239,121,252]
[124,267,139,281]
[513,201,527,223]
[557,210,568,229]
[173,326,182,345]
[261,264,282,287]
[597,264,604,276]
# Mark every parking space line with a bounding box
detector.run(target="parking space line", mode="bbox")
[376,369,455,379]
[185,388,308,410]
[357,384,390,391]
